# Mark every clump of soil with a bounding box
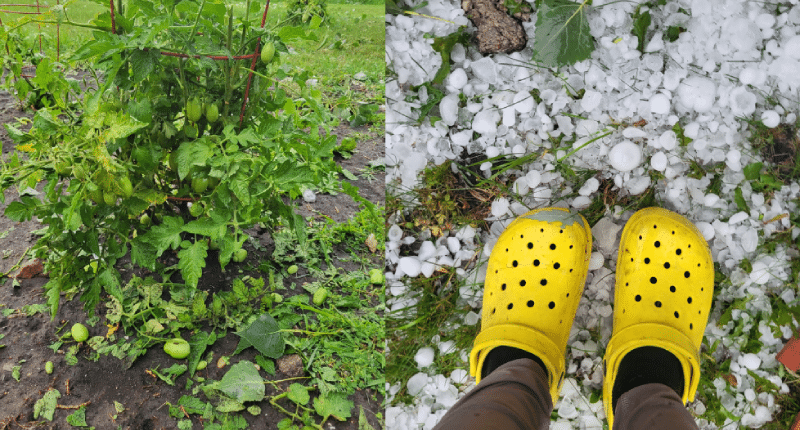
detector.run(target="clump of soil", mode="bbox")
[461,0,531,54]
[761,123,800,179]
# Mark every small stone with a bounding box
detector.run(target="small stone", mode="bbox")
[277,354,304,377]
[462,0,527,54]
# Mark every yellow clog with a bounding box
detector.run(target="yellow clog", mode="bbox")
[470,207,592,403]
[603,207,714,428]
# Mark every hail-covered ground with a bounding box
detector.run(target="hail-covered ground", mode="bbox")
[386,0,800,429]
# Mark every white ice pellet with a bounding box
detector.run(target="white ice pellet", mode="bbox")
[440,94,459,126]
[703,193,720,207]
[608,141,642,172]
[659,130,678,150]
[407,373,429,396]
[448,68,468,89]
[677,77,716,113]
[728,212,749,224]
[414,347,435,367]
[302,189,316,202]
[650,152,668,171]
[513,91,535,113]
[589,252,605,270]
[491,198,510,217]
[650,93,671,114]
[471,57,497,84]
[729,86,756,117]
[463,311,480,325]
[398,257,422,277]
[741,228,758,253]
[761,110,780,128]
[581,90,603,112]
[450,369,469,384]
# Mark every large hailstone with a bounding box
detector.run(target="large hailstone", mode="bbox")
[608,141,642,172]
[677,77,716,113]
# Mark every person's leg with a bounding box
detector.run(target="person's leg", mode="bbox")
[436,208,593,429]
[433,356,552,430]
[603,208,714,429]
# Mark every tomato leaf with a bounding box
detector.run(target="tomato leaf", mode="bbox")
[178,240,208,289]
[313,392,353,422]
[533,0,594,67]
[66,406,88,427]
[234,313,285,359]
[143,216,185,254]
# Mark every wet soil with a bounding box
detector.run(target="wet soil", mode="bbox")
[0,88,385,429]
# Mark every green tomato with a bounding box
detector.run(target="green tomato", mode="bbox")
[261,42,275,64]
[71,323,89,342]
[45,361,54,375]
[232,248,247,263]
[205,103,219,123]
[197,360,208,371]
[140,214,152,226]
[103,191,116,206]
[271,293,283,303]
[117,175,133,198]
[189,202,204,217]
[313,287,328,306]
[192,177,209,194]
[164,338,191,359]
[184,123,198,139]
[73,165,86,181]
[186,97,202,123]
[369,269,384,284]
[287,265,298,275]
[55,160,72,176]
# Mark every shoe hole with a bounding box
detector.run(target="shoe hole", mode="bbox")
[520,234,524,238]
[650,277,657,284]
[674,311,679,318]
[569,268,573,272]
[625,282,629,286]
[653,224,657,228]
[527,300,534,307]
[687,297,692,304]
[502,283,507,291]
[554,262,561,269]
[698,310,701,314]
[672,231,675,235]
[560,229,563,233]
[655,301,662,308]
[540,279,547,286]
[684,271,690,278]
[644,258,650,264]
[623,309,626,314]
[676,249,682,255]
[631,258,634,262]
[508,303,513,310]
[540,228,544,232]
[701,287,704,291]
[533,259,540,266]
[690,323,693,329]
[688,244,691,248]
[512,260,518,267]
[549,301,555,309]
[492,308,496,314]
[697,263,701,267]
[566,293,570,297]
[506,248,509,252]
[550,243,556,250]
[569,245,573,249]
[670,286,676,292]
[528,242,533,249]
[655,241,661,248]
[495,270,498,273]
[664,262,670,269]
[639,235,642,240]
[635,295,641,302]
[520,280,527,286]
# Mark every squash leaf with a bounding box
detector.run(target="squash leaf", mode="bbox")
[533,0,594,67]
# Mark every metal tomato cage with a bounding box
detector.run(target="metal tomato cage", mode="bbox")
[108,0,273,126]
[0,0,62,70]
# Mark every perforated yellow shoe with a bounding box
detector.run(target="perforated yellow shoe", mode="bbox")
[603,208,714,428]
[470,208,592,404]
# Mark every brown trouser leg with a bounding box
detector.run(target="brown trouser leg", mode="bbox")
[433,361,698,430]
[432,358,552,430]
[614,383,699,430]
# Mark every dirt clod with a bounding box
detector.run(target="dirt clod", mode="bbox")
[462,0,530,54]
[277,354,305,377]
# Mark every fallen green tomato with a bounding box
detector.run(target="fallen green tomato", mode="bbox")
[313,288,328,306]
[287,265,298,275]
[197,360,208,371]
[232,248,247,263]
[369,268,384,284]
[71,323,89,342]
[163,338,191,359]
[45,361,54,374]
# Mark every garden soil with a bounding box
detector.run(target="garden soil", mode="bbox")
[0,88,385,430]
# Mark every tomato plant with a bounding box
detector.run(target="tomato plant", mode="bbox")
[0,0,364,318]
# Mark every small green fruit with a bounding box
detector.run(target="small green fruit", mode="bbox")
[140,214,152,226]
[232,248,247,263]
[186,98,202,123]
[271,292,283,303]
[205,103,219,123]
[103,191,116,206]
[261,42,275,64]
[369,269,384,284]
[45,361,54,374]
[287,265,298,275]
[192,177,209,194]
[189,202,204,217]
[164,338,191,359]
[197,360,208,371]
[117,175,133,198]
[71,323,89,342]
[312,288,328,306]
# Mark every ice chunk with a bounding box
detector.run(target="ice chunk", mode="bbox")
[491,198,510,217]
[526,171,542,188]
[302,189,316,202]
[729,86,756,117]
[622,128,647,139]
[677,77,716,113]
[740,353,761,370]
[696,222,714,240]
[750,261,771,285]
[761,110,780,128]
[407,373,429,396]
[659,130,678,150]
[471,57,497,84]
[572,196,592,209]
[650,151,667,171]
[440,94,459,126]
[588,252,604,270]
[703,193,720,207]
[650,93,671,114]
[723,17,762,53]
[450,368,469,384]
[608,141,642,172]
[581,90,603,112]
[448,68,468,89]
[558,401,579,419]
[473,110,499,135]
[464,311,480,325]
[579,177,600,196]
[728,211,749,224]
[513,91,535,113]
[593,217,622,256]
[398,257,422,277]
[438,340,456,355]
[415,347,435,367]
[783,35,800,60]
[388,224,403,243]
[741,227,758,253]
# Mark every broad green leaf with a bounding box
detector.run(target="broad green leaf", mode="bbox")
[188,331,217,376]
[178,240,208,288]
[66,406,88,427]
[144,216,185,254]
[33,389,61,421]
[217,361,265,403]
[743,162,763,181]
[234,314,285,359]
[183,218,227,239]
[130,48,159,84]
[287,383,310,406]
[131,240,158,271]
[313,392,353,422]
[631,10,651,53]
[359,406,376,430]
[533,0,594,67]
[5,196,39,222]
[734,187,749,212]
[176,140,214,180]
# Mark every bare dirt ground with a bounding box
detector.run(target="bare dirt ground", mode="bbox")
[0,88,385,430]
